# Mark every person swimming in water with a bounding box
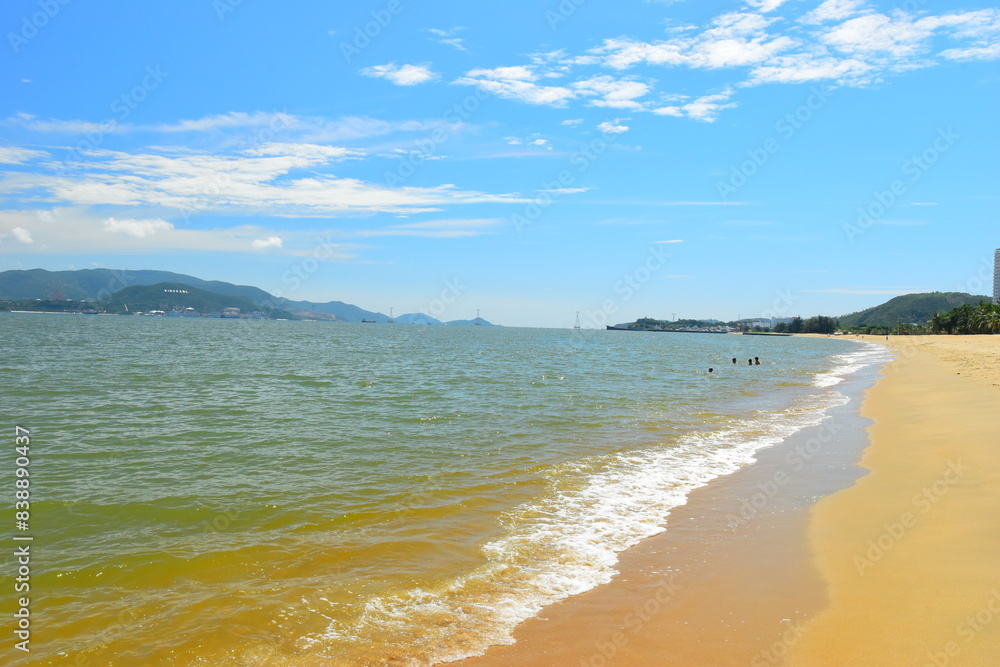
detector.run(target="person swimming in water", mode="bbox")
[732,357,737,365]
[755,357,761,365]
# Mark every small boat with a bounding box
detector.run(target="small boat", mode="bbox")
[361,319,375,323]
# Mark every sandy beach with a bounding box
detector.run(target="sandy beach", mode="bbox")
[455,335,1000,666]
[791,335,1000,665]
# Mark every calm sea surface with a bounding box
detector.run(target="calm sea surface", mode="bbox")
[0,314,889,666]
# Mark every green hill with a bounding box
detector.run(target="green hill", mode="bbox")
[103,283,269,315]
[838,292,990,328]
[0,269,387,322]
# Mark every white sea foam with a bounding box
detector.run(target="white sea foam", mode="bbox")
[813,341,889,388]
[306,343,892,666]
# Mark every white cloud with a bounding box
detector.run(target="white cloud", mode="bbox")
[561,118,584,126]
[654,239,684,243]
[427,27,467,51]
[11,227,33,244]
[747,0,788,12]
[0,208,358,257]
[0,146,524,217]
[465,66,536,81]
[746,0,792,12]
[940,43,1000,60]
[821,13,934,59]
[152,111,297,133]
[573,76,651,109]
[747,53,874,84]
[252,236,283,249]
[359,218,502,238]
[103,217,174,238]
[360,63,438,86]
[598,120,631,134]
[446,4,994,121]
[505,134,551,150]
[801,0,867,25]
[0,147,49,164]
[595,12,797,70]
[243,142,360,161]
[456,67,576,107]
[652,88,737,122]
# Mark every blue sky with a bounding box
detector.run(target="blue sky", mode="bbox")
[1,0,997,327]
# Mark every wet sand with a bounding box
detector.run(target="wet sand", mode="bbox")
[791,335,1000,664]
[454,335,1000,666]
[454,344,883,666]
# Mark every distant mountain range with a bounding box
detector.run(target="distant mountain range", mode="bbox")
[0,268,498,325]
[837,292,990,328]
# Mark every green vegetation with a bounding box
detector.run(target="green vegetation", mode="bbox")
[928,301,1000,335]
[613,317,728,331]
[773,316,838,334]
[102,283,293,317]
[837,292,989,329]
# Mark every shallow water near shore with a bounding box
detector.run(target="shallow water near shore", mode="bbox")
[0,314,888,665]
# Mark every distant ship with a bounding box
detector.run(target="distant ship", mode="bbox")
[361,319,375,323]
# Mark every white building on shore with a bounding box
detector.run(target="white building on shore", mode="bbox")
[994,248,1000,305]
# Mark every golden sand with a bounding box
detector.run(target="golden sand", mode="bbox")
[455,335,1000,666]
[791,335,1000,665]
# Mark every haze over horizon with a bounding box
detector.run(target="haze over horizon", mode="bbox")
[1,0,997,328]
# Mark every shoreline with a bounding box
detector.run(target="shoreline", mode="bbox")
[453,335,1000,666]
[791,335,1000,663]
[454,337,886,666]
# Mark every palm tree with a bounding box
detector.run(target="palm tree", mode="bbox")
[972,302,1000,334]
[952,303,976,334]
[929,312,945,334]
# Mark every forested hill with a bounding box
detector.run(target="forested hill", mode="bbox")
[838,292,990,328]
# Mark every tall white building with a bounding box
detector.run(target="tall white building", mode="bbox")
[995,248,1000,305]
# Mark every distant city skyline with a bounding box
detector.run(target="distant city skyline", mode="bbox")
[1,1,998,327]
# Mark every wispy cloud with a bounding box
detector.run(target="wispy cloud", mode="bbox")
[0,208,355,257]
[446,4,1000,121]
[0,146,49,164]
[455,66,576,107]
[358,218,503,238]
[426,27,467,51]
[0,143,525,218]
[360,63,439,86]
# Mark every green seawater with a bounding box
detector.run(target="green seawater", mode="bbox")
[0,314,887,665]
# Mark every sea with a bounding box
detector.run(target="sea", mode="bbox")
[0,314,891,666]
